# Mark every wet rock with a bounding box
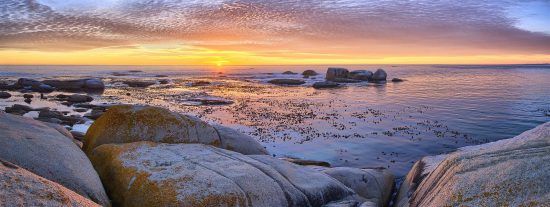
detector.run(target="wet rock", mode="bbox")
[90,142,360,207]
[371,69,387,82]
[313,81,340,89]
[395,122,550,207]
[332,78,362,83]
[111,72,128,76]
[0,83,18,90]
[4,104,33,115]
[0,113,110,206]
[38,109,84,126]
[71,131,86,141]
[283,71,298,75]
[268,79,306,85]
[281,157,331,167]
[323,167,394,207]
[155,74,168,78]
[122,80,156,88]
[31,83,55,93]
[348,70,373,81]
[159,79,170,84]
[302,70,319,76]
[0,159,101,207]
[24,98,32,104]
[128,70,143,73]
[84,108,104,120]
[0,91,11,99]
[213,125,268,155]
[189,80,211,87]
[391,78,404,82]
[16,78,40,88]
[185,97,234,106]
[23,94,34,99]
[68,94,93,103]
[35,117,63,125]
[42,78,104,91]
[83,105,227,154]
[326,68,349,81]
[74,108,88,113]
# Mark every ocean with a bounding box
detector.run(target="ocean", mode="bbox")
[1,64,549,176]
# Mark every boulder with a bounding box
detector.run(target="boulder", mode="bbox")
[0,83,18,90]
[31,83,54,93]
[90,142,361,207]
[213,125,267,155]
[395,122,550,207]
[268,79,306,85]
[0,92,11,99]
[326,68,349,81]
[84,105,258,155]
[0,113,110,206]
[42,78,104,91]
[322,167,394,207]
[348,70,373,81]
[391,78,404,82]
[4,104,33,115]
[123,80,156,88]
[189,81,211,87]
[371,69,387,82]
[313,81,340,89]
[16,78,40,88]
[68,94,94,103]
[332,78,362,83]
[0,159,100,207]
[281,157,331,167]
[283,71,298,75]
[302,70,319,76]
[23,94,34,99]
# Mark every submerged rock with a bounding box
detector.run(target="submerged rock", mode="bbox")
[348,70,373,81]
[0,91,11,99]
[395,122,550,207]
[0,113,110,206]
[313,81,341,89]
[90,142,360,207]
[83,105,264,155]
[371,69,387,82]
[283,71,298,75]
[268,79,306,85]
[0,159,100,207]
[326,68,349,81]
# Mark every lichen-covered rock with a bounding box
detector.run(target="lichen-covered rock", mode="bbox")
[90,142,361,207]
[322,167,394,207]
[396,122,550,207]
[0,159,100,207]
[0,113,110,206]
[213,125,268,155]
[83,105,218,155]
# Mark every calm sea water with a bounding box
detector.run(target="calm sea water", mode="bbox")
[1,64,549,176]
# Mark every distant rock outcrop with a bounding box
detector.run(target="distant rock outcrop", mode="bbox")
[395,121,550,207]
[42,78,105,91]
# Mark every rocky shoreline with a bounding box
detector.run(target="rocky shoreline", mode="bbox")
[1,102,548,206]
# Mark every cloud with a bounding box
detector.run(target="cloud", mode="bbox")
[0,0,549,56]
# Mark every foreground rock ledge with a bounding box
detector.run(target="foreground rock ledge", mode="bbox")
[395,121,550,207]
[0,112,110,206]
[90,142,367,207]
[0,159,100,207]
[83,105,267,155]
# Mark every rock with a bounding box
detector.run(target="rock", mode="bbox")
[0,113,110,206]
[0,83,19,90]
[24,98,32,104]
[38,109,84,126]
[348,70,373,81]
[302,70,319,76]
[322,167,394,207]
[159,79,169,84]
[90,142,360,207]
[71,131,86,141]
[189,81,211,87]
[281,157,331,167]
[313,81,341,89]
[4,104,33,115]
[68,94,93,103]
[396,122,550,207]
[184,97,234,106]
[84,108,104,120]
[123,80,156,87]
[371,69,387,82]
[0,159,101,207]
[0,91,11,99]
[35,117,63,125]
[23,94,34,99]
[83,105,235,155]
[128,70,143,73]
[155,74,168,78]
[326,68,349,81]
[74,108,88,112]
[42,79,104,91]
[332,78,362,83]
[31,83,54,93]
[283,71,298,75]
[268,79,306,85]
[111,72,128,76]
[16,78,40,88]
[213,125,267,155]
[391,78,404,82]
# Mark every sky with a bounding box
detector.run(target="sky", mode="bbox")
[0,0,549,65]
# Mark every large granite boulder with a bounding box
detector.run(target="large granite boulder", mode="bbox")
[83,105,264,155]
[322,167,394,207]
[0,159,100,207]
[213,125,268,155]
[0,112,110,206]
[326,68,349,81]
[371,69,387,82]
[42,78,104,91]
[395,122,550,207]
[90,142,362,207]
[348,70,373,81]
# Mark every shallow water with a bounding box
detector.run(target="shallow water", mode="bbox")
[1,64,549,176]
